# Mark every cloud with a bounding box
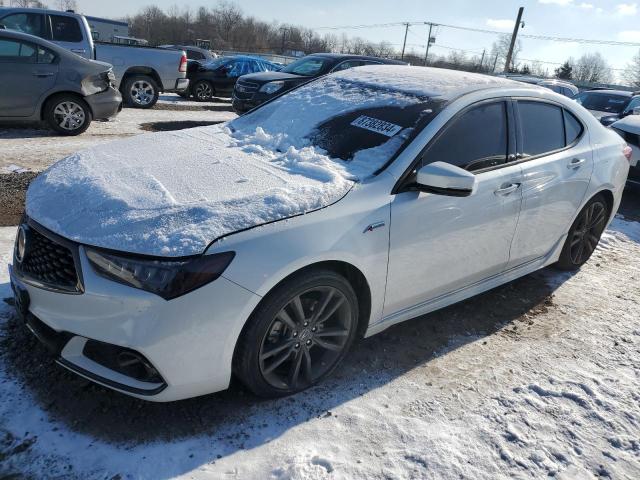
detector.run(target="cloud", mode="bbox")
[618,30,640,41]
[486,18,514,30]
[579,2,594,8]
[616,3,638,15]
[538,0,574,5]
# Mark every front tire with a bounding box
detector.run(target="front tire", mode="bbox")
[193,80,215,102]
[44,94,92,136]
[556,194,609,270]
[122,75,159,109]
[234,269,359,398]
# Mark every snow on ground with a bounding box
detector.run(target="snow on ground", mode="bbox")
[0,215,639,479]
[0,96,236,173]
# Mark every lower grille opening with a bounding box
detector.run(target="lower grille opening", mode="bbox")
[83,340,164,384]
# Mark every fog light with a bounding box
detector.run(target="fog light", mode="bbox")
[83,340,163,384]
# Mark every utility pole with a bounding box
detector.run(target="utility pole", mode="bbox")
[504,7,524,73]
[423,22,436,66]
[492,52,499,72]
[280,27,288,55]
[400,23,410,61]
[479,49,486,71]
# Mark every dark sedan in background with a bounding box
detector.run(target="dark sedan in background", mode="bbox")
[232,53,407,113]
[0,28,121,135]
[185,55,281,101]
[574,89,640,126]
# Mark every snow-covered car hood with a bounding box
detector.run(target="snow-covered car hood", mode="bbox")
[611,115,640,134]
[26,125,355,257]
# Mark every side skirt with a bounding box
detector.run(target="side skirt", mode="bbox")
[365,235,565,337]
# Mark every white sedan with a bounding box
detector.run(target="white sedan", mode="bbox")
[9,66,630,401]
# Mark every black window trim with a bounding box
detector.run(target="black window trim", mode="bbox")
[392,97,517,194]
[512,97,586,165]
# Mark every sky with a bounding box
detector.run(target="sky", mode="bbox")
[74,0,640,80]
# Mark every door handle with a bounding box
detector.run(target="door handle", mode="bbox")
[568,158,586,169]
[494,183,521,196]
[71,48,86,54]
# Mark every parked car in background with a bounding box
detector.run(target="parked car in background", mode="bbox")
[501,74,578,97]
[573,89,639,126]
[10,66,628,401]
[610,115,640,188]
[0,29,121,135]
[0,7,188,108]
[159,44,217,62]
[185,55,281,101]
[232,53,407,113]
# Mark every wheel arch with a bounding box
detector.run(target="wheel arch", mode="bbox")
[40,91,92,120]
[120,67,163,91]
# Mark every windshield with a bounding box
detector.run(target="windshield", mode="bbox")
[229,75,444,178]
[281,56,330,76]
[575,92,630,114]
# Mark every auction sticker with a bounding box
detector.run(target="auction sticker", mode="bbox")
[350,115,402,137]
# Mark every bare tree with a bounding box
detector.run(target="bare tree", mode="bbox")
[573,52,612,84]
[57,0,76,11]
[623,50,640,88]
[490,34,521,73]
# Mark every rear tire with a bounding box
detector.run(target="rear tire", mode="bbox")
[193,80,215,102]
[122,75,159,109]
[44,94,92,136]
[555,194,609,270]
[233,269,359,398]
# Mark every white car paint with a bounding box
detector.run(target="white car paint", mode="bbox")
[9,67,629,401]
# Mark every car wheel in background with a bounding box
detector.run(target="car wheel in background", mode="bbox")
[44,94,93,136]
[123,75,159,109]
[555,193,609,270]
[234,269,359,398]
[193,80,215,102]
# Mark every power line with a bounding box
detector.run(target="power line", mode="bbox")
[315,20,640,48]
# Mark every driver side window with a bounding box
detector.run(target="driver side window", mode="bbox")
[422,101,509,172]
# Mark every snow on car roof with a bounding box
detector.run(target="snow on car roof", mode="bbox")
[330,65,527,99]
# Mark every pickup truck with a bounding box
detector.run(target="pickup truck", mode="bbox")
[0,7,188,108]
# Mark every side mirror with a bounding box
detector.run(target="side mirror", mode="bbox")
[414,161,477,197]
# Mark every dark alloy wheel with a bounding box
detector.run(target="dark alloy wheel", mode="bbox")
[234,270,359,397]
[193,80,215,102]
[556,194,609,270]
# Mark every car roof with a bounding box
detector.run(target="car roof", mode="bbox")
[583,89,633,97]
[305,52,407,65]
[331,65,535,100]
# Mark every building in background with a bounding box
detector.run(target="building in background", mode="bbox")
[85,15,128,43]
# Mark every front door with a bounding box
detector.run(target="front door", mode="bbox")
[384,100,523,318]
[0,38,58,117]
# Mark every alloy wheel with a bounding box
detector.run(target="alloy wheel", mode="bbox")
[53,101,86,131]
[258,286,353,390]
[130,80,155,106]
[195,82,213,100]
[569,200,607,265]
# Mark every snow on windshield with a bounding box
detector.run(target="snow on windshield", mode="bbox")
[230,69,445,179]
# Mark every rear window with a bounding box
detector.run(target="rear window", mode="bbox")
[50,15,83,42]
[230,76,444,175]
[574,92,630,114]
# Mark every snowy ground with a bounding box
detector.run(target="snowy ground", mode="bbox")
[0,210,639,479]
[0,95,236,173]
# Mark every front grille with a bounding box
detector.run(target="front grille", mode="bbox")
[234,80,259,100]
[15,223,82,293]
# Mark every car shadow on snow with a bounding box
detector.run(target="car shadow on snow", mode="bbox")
[0,266,576,478]
[140,120,226,132]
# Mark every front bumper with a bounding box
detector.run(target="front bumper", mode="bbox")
[85,87,122,120]
[8,232,261,402]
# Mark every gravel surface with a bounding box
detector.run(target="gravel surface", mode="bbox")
[0,172,38,227]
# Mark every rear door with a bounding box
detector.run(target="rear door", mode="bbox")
[507,100,593,267]
[0,38,59,117]
[47,13,90,58]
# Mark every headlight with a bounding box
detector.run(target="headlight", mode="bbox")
[86,249,235,300]
[259,81,285,95]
